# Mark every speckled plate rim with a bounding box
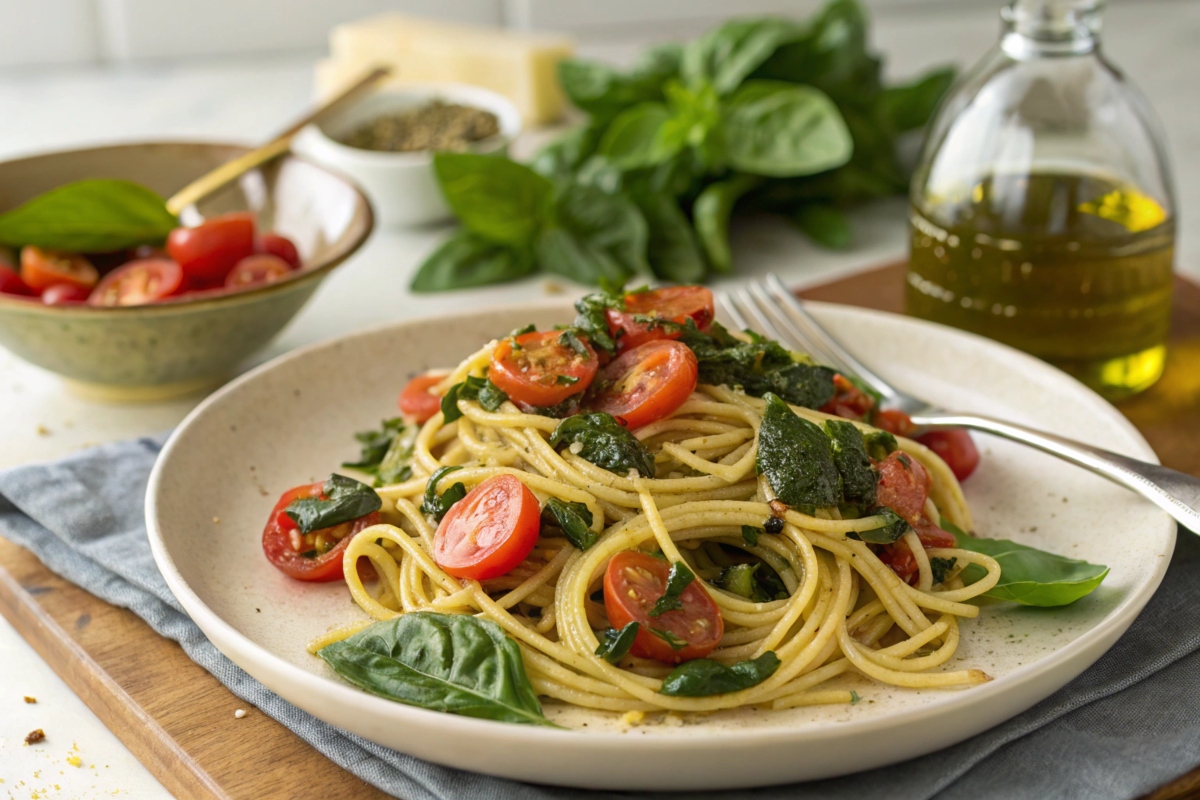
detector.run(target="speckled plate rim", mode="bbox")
[146,298,1175,791]
[0,140,374,316]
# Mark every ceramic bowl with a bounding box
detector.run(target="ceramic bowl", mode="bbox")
[0,142,373,401]
[291,83,521,227]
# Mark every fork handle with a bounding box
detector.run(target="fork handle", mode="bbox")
[911,412,1200,533]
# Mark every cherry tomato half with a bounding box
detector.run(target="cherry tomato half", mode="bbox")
[20,246,98,293]
[259,232,301,268]
[606,286,714,353]
[821,374,875,420]
[877,517,958,585]
[874,451,930,525]
[590,339,698,429]
[603,550,723,664]
[872,409,916,438]
[489,329,598,409]
[0,265,34,296]
[88,259,183,307]
[41,283,91,305]
[398,372,445,423]
[916,429,980,482]
[433,474,541,581]
[261,482,381,582]
[166,212,256,283]
[224,254,291,290]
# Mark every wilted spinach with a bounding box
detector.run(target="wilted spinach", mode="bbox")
[550,412,657,478]
[284,474,382,534]
[541,497,598,551]
[659,652,781,696]
[825,419,876,506]
[421,466,468,521]
[442,374,509,423]
[649,562,697,617]
[594,622,640,663]
[755,393,841,507]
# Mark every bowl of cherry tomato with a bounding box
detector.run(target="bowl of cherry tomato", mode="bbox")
[0,141,372,399]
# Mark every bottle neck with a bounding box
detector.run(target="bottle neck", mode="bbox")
[1001,0,1104,58]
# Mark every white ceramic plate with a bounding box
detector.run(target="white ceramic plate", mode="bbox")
[146,300,1175,791]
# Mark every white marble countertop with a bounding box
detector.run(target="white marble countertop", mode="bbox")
[2,3,1199,797]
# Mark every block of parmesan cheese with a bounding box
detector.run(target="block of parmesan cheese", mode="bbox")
[318,14,574,126]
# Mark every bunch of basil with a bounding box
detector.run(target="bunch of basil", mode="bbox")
[412,1,954,292]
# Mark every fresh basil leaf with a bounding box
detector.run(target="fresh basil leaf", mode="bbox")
[944,522,1109,607]
[793,204,852,250]
[344,418,405,470]
[550,412,657,478]
[318,612,557,727]
[421,466,467,521]
[557,57,674,123]
[598,103,674,170]
[636,191,708,284]
[692,174,761,274]
[682,18,806,95]
[741,525,762,547]
[756,393,841,507]
[433,153,552,247]
[656,80,724,169]
[594,622,640,663]
[536,184,650,286]
[410,230,534,293]
[285,474,382,534]
[648,627,688,651]
[343,418,415,487]
[877,66,956,134]
[531,123,605,181]
[864,429,897,461]
[930,556,957,585]
[541,497,598,551]
[569,286,624,355]
[556,374,580,386]
[649,562,696,617]
[825,420,876,506]
[0,179,178,252]
[660,652,781,697]
[851,507,910,544]
[721,81,852,178]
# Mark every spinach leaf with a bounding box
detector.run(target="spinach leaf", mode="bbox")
[649,562,696,617]
[930,556,957,585]
[721,81,852,177]
[793,204,852,250]
[692,174,761,274]
[678,320,836,408]
[851,507,910,544]
[285,474,382,534]
[682,18,806,95]
[421,466,467,521]
[536,184,650,286]
[598,103,673,170]
[825,420,876,506]
[541,497,598,551]
[945,522,1109,607]
[318,612,556,727]
[864,429,897,461]
[342,418,414,487]
[647,627,688,651]
[433,153,553,247]
[410,231,533,293]
[0,179,178,252]
[594,622,640,663]
[636,191,709,284]
[570,287,625,355]
[441,375,509,423]
[756,393,841,507]
[660,651,781,697]
[741,524,762,547]
[550,412,657,478]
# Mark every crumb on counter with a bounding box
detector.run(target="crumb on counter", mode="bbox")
[24,695,37,703]
[543,280,566,296]
[66,754,82,768]
[24,729,45,745]
[619,710,645,727]
[212,516,221,524]
[36,424,50,436]
[234,709,246,719]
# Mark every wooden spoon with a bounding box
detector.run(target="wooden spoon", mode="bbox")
[165,66,389,217]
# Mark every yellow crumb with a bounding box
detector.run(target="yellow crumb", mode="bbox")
[212,516,221,523]
[36,424,50,436]
[65,755,82,768]
[619,710,645,726]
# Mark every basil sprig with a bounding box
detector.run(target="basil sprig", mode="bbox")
[421,466,468,521]
[284,474,382,534]
[649,561,696,617]
[660,652,781,697]
[540,497,598,551]
[0,179,178,252]
[318,612,558,727]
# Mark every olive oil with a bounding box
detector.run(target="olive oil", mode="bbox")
[907,172,1174,399]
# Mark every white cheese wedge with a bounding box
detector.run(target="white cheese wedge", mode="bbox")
[317,14,575,126]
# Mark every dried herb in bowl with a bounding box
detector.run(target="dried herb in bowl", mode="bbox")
[337,101,500,153]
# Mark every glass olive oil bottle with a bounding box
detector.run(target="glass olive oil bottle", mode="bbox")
[907,0,1175,400]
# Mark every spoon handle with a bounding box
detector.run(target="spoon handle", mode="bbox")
[165,66,389,216]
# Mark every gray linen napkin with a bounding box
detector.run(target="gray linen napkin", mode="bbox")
[2,435,1199,800]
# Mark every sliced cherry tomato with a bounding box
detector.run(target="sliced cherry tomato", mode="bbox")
[872,408,916,438]
[259,232,301,268]
[398,372,445,423]
[224,254,291,290]
[821,374,875,420]
[20,246,98,293]
[916,428,981,481]
[603,550,723,664]
[877,517,958,585]
[489,329,598,409]
[166,212,256,283]
[434,474,541,581]
[88,259,183,307]
[0,265,34,296]
[590,340,698,429]
[874,451,930,524]
[606,286,714,352]
[913,516,957,549]
[41,283,91,305]
[262,482,381,582]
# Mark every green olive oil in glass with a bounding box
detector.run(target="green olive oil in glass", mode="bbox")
[907,0,1175,400]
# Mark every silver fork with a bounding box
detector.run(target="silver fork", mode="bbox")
[719,273,1200,533]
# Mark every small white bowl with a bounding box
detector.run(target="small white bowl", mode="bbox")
[293,83,521,228]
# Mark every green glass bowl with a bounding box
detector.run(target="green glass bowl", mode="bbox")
[0,142,373,401]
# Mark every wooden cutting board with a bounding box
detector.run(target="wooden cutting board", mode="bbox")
[1,261,1198,800]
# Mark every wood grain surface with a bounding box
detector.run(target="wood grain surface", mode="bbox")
[0,261,1197,799]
